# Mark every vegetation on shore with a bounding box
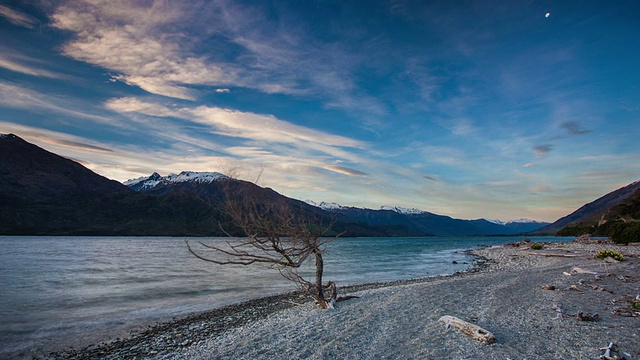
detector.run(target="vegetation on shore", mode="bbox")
[595,248,624,261]
[558,188,640,244]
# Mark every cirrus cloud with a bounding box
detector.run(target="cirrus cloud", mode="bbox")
[0,5,38,28]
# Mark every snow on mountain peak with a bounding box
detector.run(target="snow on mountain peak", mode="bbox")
[304,200,318,207]
[319,202,345,210]
[304,200,347,211]
[483,218,507,225]
[165,171,226,184]
[483,218,544,225]
[124,171,227,190]
[506,218,543,224]
[380,205,427,215]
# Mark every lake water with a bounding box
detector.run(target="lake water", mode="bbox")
[0,235,568,357]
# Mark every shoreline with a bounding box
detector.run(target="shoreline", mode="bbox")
[43,250,488,359]
[45,241,640,359]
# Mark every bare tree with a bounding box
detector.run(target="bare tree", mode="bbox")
[186,178,342,309]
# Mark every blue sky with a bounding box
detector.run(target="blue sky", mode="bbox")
[1,0,639,222]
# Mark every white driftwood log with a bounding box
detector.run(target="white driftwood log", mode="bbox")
[438,315,496,344]
[529,252,579,258]
[570,266,599,275]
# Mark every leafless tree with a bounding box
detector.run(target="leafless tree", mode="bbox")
[186,178,342,309]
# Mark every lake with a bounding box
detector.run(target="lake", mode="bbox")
[0,235,568,358]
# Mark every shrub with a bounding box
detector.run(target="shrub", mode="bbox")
[530,242,544,250]
[607,221,640,245]
[595,249,624,261]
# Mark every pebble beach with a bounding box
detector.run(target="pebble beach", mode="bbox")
[48,240,640,360]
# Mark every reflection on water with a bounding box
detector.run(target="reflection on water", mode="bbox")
[0,235,565,357]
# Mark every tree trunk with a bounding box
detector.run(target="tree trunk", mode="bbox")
[314,249,328,308]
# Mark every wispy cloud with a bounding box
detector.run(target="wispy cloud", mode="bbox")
[323,165,368,176]
[422,175,440,182]
[106,97,366,151]
[50,139,114,153]
[533,145,553,158]
[186,106,365,149]
[50,2,237,100]
[104,97,181,118]
[561,121,592,135]
[0,5,38,28]
[0,81,113,123]
[0,51,66,79]
[48,1,389,120]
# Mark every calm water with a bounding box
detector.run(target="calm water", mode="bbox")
[0,235,568,357]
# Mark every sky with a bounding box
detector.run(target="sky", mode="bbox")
[1,0,639,222]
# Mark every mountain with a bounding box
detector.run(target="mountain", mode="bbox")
[0,134,222,236]
[0,133,549,237]
[124,171,227,192]
[533,180,640,235]
[0,134,388,236]
[305,201,549,236]
[125,173,399,237]
[542,181,640,243]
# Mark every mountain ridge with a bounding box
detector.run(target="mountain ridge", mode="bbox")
[304,200,546,227]
[0,133,565,237]
[532,180,640,235]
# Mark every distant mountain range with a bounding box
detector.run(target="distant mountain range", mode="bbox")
[6,133,638,238]
[304,201,549,236]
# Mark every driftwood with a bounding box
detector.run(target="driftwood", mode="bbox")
[529,252,579,258]
[600,342,615,359]
[569,285,585,292]
[552,304,566,320]
[577,311,599,321]
[598,342,628,360]
[438,315,496,344]
[571,266,599,275]
[336,295,360,302]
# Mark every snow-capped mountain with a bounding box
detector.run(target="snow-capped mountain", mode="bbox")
[305,201,429,215]
[507,218,543,224]
[306,200,549,235]
[304,200,350,210]
[124,171,227,191]
[483,218,547,226]
[483,219,507,226]
[380,205,429,215]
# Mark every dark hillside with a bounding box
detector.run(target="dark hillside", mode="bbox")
[532,180,640,235]
[0,134,221,235]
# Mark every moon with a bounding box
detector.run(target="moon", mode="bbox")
[545,12,550,18]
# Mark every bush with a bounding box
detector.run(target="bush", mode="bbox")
[530,242,544,250]
[607,221,640,245]
[595,249,624,261]
[557,225,595,236]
